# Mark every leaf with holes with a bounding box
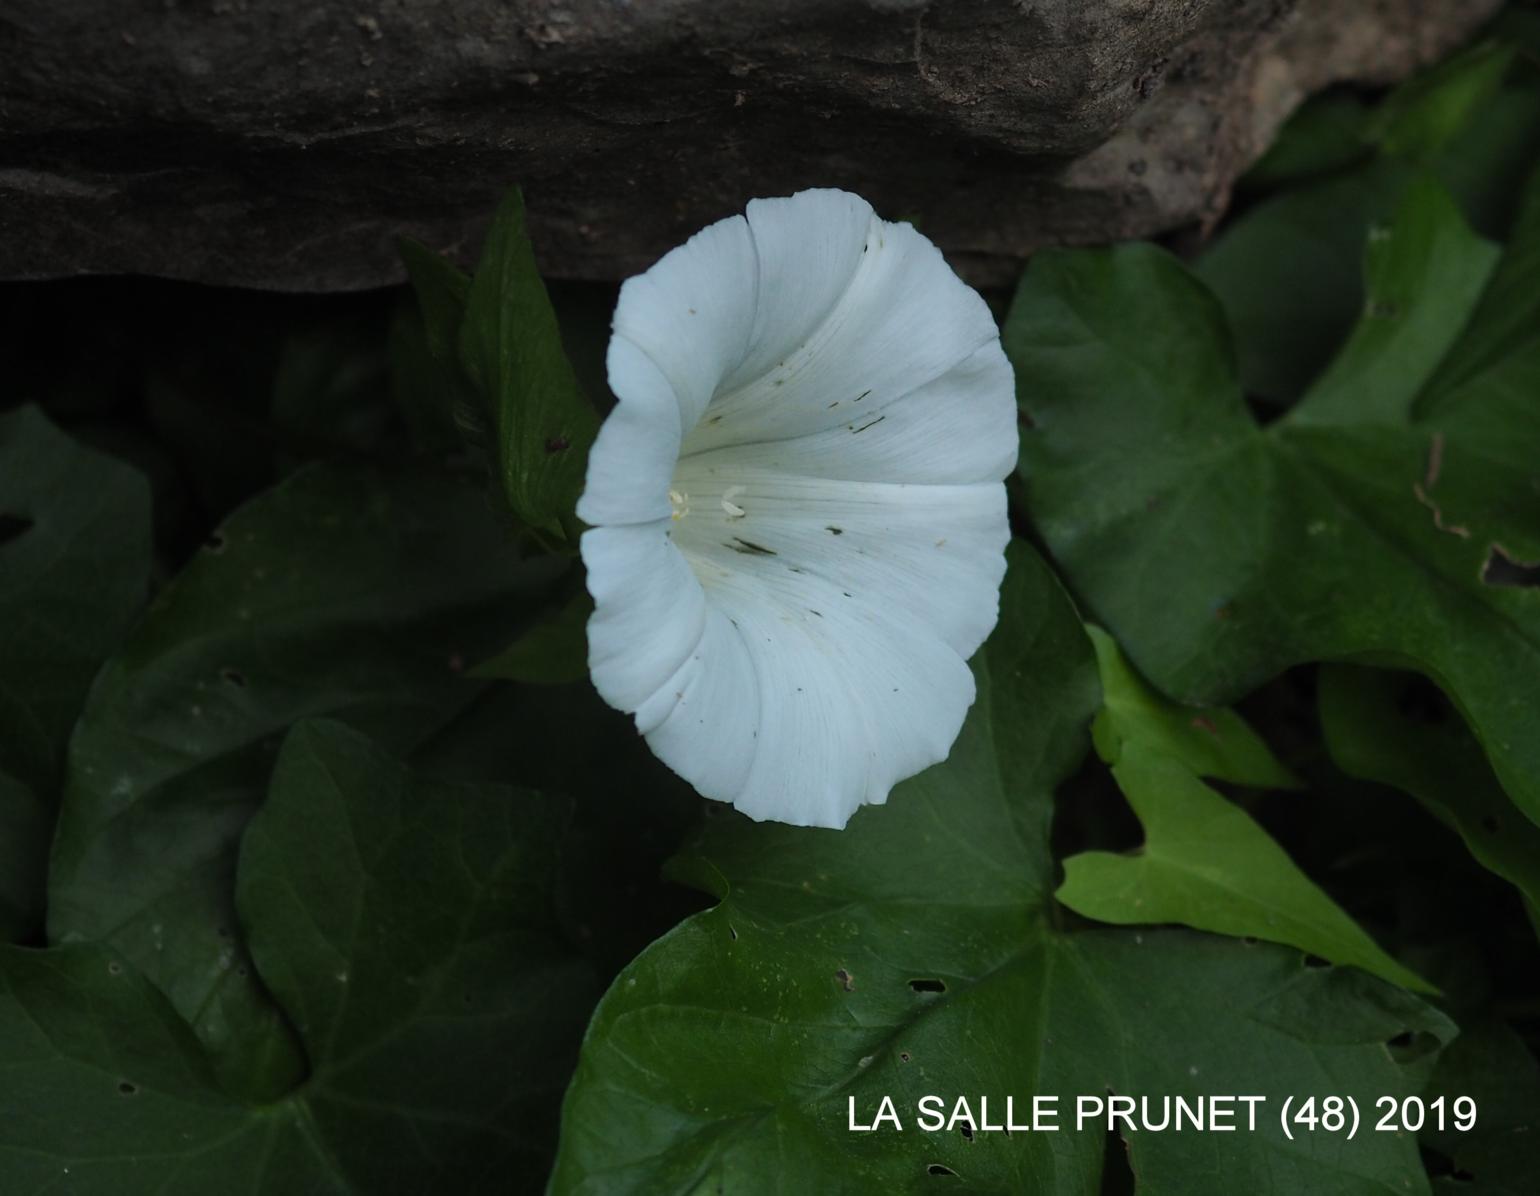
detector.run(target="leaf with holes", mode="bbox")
[550,546,1450,1194]
[0,720,593,1193]
[1007,173,1540,834]
[46,462,558,1098]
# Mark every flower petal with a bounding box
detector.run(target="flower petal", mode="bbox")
[682,341,1018,486]
[685,563,976,828]
[668,467,1010,658]
[609,214,758,429]
[579,187,1017,828]
[575,338,681,527]
[580,522,706,713]
[683,202,1000,456]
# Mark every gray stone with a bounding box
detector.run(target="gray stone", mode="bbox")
[0,0,1501,290]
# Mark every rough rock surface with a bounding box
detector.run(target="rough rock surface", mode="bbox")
[0,0,1503,290]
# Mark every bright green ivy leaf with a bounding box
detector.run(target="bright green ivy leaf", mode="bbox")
[1065,629,1424,989]
[1288,180,1499,426]
[47,463,558,1098]
[0,720,593,1193]
[1059,744,1433,994]
[1086,625,1298,789]
[459,189,599,537]
[1319,665,1540,911]
[1067,631,1424,992]
[0,406,151,796]
[1007,176,1540,835]
[550,546,1449,1194]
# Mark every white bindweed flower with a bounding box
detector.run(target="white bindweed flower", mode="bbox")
[577,188,1017,829]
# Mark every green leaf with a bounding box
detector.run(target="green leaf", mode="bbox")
[1288,180,1499,427]
[1006,178,1540,832]
[1424,163,1540,399]
[551,546,1449,1193]
[0,720,593,1193]
[388,289,468,456]
[1059,744,1433,993]
[398,238,471,364]
[458,190,599,536]
[1087,625,1299,789]
[47,462,558,1096]
[1196,159,1415,402]
[1420,1018,1540,1194]
[1242,93,1373,191]
[238,720,597,1187]
[471,585,592,684]
[1367,41,1517,163]
[1198,27,1539,404]
[0,406,151,795]
[1319,665,1540,911]
[1067,630,1425,989]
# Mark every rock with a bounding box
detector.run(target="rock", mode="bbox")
[0,0,1501,290]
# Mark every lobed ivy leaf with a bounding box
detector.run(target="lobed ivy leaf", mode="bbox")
[0,406,151,796]
[1319,665,1540,911]
[1059,745,1432,994]
[1085,624,1298,789]
[550,546,1450,1193]
[47,463,559,1097]
[1061,630,1427,992]
[0,720,593,1193]
[1006,174,1540,834]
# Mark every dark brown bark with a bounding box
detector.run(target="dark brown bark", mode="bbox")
[0,0,1501,290]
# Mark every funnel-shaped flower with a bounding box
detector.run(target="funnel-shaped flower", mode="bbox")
[578,189,1016,828]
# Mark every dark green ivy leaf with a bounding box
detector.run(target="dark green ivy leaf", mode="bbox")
[550,546,1449,1193]
[0,719,593,1193]
[1200,32,1540,403]
[0,406,152,796]
[1420,1018,1540,1194]
[1006,175,1540,834]
[458,190,600,538]
[1319,665,1540,911]
[47,462,559,1097]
